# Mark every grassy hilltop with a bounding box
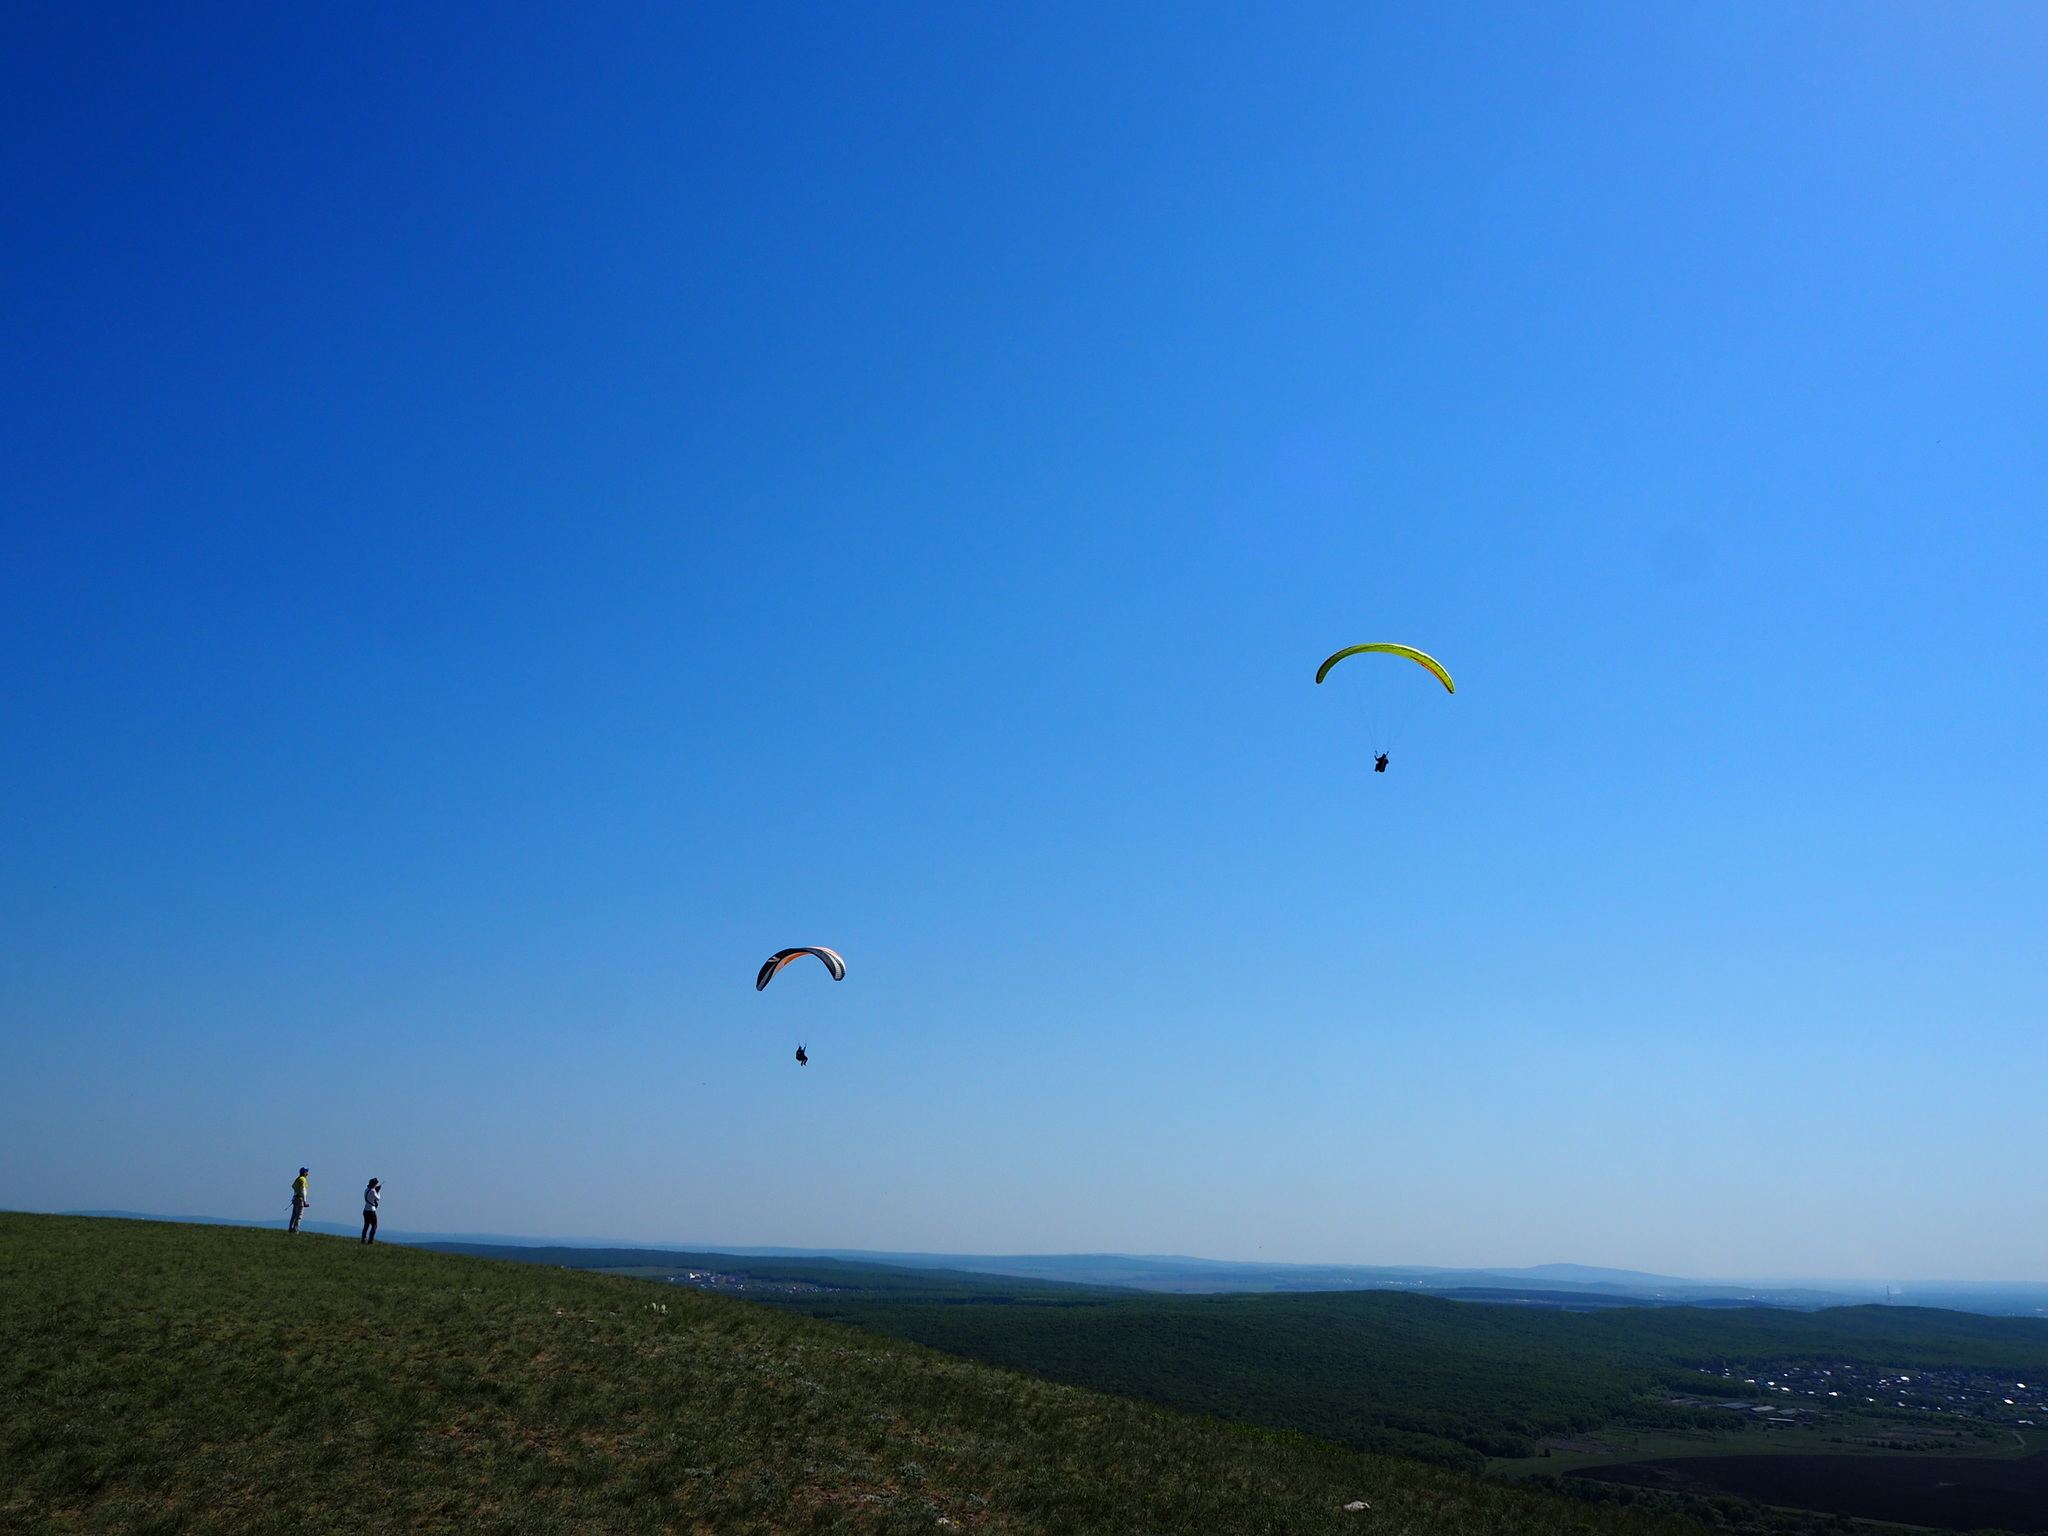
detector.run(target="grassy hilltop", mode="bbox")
[0,1212,1710,1536]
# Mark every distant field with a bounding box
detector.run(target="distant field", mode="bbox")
[2,1213,1710,1535]
[1573,1451,2048,1533]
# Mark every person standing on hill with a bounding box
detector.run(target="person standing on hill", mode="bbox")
[360,1179,380,1244]
[288,1167,310,1233]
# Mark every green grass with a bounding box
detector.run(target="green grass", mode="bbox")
[0,1213,1712,1535]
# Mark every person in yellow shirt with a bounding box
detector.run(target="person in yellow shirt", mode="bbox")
[289,1168,310,1233]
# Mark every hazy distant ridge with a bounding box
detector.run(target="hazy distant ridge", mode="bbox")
[59,1213,2048,1316]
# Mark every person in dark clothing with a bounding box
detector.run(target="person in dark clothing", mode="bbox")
[360,1179,381,1244]
[794,1044,808,1065]
[1373,753,1389,773]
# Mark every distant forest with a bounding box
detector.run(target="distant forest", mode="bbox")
[779,1287,2048,1471]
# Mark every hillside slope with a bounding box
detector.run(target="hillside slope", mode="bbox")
[0,1212,1707,1535]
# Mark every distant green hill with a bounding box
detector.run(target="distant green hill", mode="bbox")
[1,1212,1707,1535]
[791,1286,2048,1472]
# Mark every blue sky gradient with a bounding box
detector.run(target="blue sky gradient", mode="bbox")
[3,3,2046,1278]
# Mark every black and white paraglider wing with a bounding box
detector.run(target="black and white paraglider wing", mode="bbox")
[755,947,847,990]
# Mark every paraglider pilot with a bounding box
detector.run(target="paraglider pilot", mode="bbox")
[1373,753,1389,773]
[795,1044,808,1066]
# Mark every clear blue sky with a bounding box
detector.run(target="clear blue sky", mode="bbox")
[3,3,2045,1279]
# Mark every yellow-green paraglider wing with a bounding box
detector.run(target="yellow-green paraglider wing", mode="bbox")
[1315,643,1455,692]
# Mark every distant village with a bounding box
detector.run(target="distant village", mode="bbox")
[655,1269,839,1298]
[1674,1361,2043,1429]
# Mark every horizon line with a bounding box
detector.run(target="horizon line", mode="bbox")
[37,1210,2048,1292]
